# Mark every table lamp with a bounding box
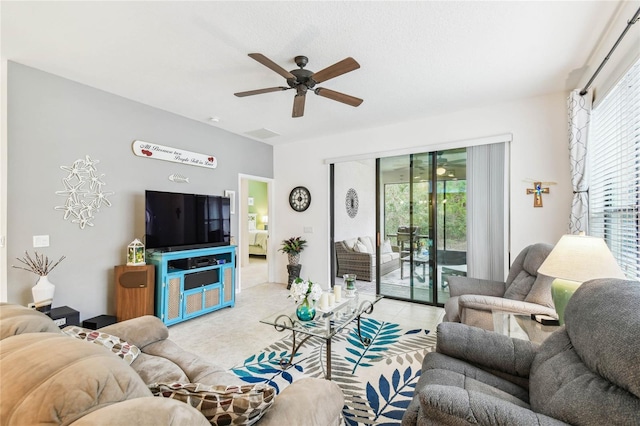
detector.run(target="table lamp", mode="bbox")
[262,215,268,230]
[537,234,626,324]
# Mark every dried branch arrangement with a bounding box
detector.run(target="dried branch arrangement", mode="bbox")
[12,251,66,276]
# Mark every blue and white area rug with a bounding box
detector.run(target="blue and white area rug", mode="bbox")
[231,318,437,425]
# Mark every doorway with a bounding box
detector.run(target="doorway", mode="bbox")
[238,175,273,290]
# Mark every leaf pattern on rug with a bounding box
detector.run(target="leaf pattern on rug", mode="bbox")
[230,319,437,425]
[360,366,421,425]
[345,318,403,373]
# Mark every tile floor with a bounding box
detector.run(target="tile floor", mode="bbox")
[169,266,445,370]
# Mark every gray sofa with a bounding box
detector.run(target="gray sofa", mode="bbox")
[444,243,557,330]
[335,236,400,281]
[403,278,640,425]
[0,303,344,425]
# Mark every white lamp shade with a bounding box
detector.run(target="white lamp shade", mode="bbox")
[538,234,626,282]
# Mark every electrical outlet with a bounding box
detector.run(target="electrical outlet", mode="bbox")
[33,235,50,247]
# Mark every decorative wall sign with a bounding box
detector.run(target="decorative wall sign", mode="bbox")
[345,188,359,218]
[132,140,217,169]
[55,155,114,229]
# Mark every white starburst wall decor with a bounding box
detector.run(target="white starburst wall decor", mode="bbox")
[55,155,114,229]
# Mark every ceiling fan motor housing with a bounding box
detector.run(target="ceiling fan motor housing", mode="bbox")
[287,69,315,88]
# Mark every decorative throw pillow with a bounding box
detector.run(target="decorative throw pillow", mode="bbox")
[359,236,375,254]
[62,326,140,365]
[354,241,369,253]
[343,238,358,250]
[149,382,275,426]
[382,239,393,254]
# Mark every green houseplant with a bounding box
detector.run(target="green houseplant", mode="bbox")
[279,236,307,265]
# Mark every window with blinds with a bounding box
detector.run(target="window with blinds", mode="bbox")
[588,57,640,280]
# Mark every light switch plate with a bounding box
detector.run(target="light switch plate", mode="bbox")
[303,226,313,233]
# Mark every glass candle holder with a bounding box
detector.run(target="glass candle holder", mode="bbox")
[343,274,357,297]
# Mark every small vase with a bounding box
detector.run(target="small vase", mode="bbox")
[32,275,55,310]
[288,253,300,265]
[343,274,357,297]
[296,296,316,321]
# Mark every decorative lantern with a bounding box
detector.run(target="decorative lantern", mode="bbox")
[127,239,145,265]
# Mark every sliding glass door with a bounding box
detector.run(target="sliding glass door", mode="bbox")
[330,142,505,306]
[377,148,467,305]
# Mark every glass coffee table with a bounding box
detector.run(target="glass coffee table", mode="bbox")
[260,293,383,380]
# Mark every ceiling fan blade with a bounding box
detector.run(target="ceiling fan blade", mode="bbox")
[292,93,306,118]
[314,88,363,107]
[248,53,296,80]
[311,57,360,83]
[234,87,289,97]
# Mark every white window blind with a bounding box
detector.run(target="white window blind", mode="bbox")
[589,57,640,280]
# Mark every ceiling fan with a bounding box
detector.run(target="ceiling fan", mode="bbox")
[234,53,363,118]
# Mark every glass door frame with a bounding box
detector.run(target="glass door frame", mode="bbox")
[376,153,443,307]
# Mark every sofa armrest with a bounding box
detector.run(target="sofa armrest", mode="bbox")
[70,397,210,426]
[259,378,344,426]
[99,315,168,349]
[436,322,537,378]
[417,385,568,425]
[458,295,558,318]
[0,303,61,340]
[448,276,506,297]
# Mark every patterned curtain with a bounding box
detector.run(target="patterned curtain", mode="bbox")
[567,89,592,234]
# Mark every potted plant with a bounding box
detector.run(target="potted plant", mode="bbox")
[279,236,307,265]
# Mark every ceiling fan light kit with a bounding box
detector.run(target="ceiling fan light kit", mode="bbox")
[234,53,363,118]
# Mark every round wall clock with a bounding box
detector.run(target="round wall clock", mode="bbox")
[345,188,359,218]
[289,186,311,212]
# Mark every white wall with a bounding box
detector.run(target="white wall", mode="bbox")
[334,159,376,241]
[273,92,572,287]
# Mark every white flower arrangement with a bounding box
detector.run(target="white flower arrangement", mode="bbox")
[289,278,323,303]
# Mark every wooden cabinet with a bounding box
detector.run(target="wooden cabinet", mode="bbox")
[147,246,236,325]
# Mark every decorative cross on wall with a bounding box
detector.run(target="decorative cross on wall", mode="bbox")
[527,182,549,207]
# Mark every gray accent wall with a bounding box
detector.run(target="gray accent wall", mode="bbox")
[7,62,273,320]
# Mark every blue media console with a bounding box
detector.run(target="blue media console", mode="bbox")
[147,246,236,326]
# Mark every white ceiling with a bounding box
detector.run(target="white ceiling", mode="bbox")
[1,1,623,146]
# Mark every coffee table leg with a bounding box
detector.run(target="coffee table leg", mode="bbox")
[277,329,315,371]
[355,300,376,346]
[326,338,332,380]
[273,315,315,371]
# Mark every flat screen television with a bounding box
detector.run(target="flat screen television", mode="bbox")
[145,190,231,251]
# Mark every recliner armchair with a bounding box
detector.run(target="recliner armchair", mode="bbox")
[443,243,556,330]
[403,278,640,425]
